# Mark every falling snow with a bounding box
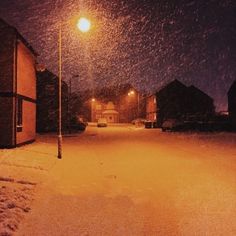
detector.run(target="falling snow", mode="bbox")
[0,0,236,111]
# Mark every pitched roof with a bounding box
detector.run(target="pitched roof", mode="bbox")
[36,69,68,88]
[187,85,213,101]
[36,69,57,80]
[157,79,187,95]
[0,18,38,57]
[228,80,236,95]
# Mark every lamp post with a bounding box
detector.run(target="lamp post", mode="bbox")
[128,90,140,119]
[58,24,62,159]
[137,93,140,117]
[57,17,91,159]
[91,98,96,122]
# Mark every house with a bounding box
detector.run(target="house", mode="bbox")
[156,80,188,127]
[93,84,139,123]
[91,100,119,123]
[0,18,37,148]
[186,85,215,119]
[87,84,145,123]
[146,80,215,127]
[36,68,68,132]
[102,102,119,123]
[228,80,236,130]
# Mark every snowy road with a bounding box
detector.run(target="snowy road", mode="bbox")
[16,124,236,236]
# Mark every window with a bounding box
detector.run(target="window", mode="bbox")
[154,113,157,120]
[45,84,55,93]
[17,98,23,132]
[96,104,102,110]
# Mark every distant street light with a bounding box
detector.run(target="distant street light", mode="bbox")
[128,90,140,118]
[128,90,135,96]
[58,17,91,159]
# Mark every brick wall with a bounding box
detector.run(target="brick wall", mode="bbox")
[16,41,36,144]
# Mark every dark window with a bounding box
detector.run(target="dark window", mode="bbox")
[45,84,55,93]
[17,98,23,132]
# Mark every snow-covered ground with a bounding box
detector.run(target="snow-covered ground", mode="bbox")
[0,177,35,236]
[1,124,236,235]
[0,140,56,236]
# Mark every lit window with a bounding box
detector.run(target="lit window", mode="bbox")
[96,105,102,110]
[154,97,156,104]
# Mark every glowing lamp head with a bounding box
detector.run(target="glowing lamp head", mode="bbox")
[77,17,91,32]
[128,90,135,96]
[91,98,96,102]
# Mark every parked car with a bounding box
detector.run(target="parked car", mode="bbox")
[77,117,88,126]
[131,118,147,126]
[161,119,185,131]
[70,116,87,131]
[97,118,107,127]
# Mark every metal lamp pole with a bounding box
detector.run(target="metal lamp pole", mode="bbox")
[57,17,91,159]
[58,24,62,159]
[137,93,140,118]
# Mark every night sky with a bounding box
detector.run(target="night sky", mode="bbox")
[0,0,236,110]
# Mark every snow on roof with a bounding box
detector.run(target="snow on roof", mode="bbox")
[102,110,119,114]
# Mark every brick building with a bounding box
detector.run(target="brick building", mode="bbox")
[0,18,37,148]
[91,100,119,123]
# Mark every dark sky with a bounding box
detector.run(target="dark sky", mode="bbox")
[0,0,236,110]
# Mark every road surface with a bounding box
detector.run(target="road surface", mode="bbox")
[16,124,236,236]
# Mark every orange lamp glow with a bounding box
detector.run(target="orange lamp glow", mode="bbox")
[77,17,91,32]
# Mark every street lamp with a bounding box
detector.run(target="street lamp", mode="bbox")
[77,17,91,32]
[128,90,140,118]
[91,98,96,122]
[128,90,135,96]
[57,17,91,159]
